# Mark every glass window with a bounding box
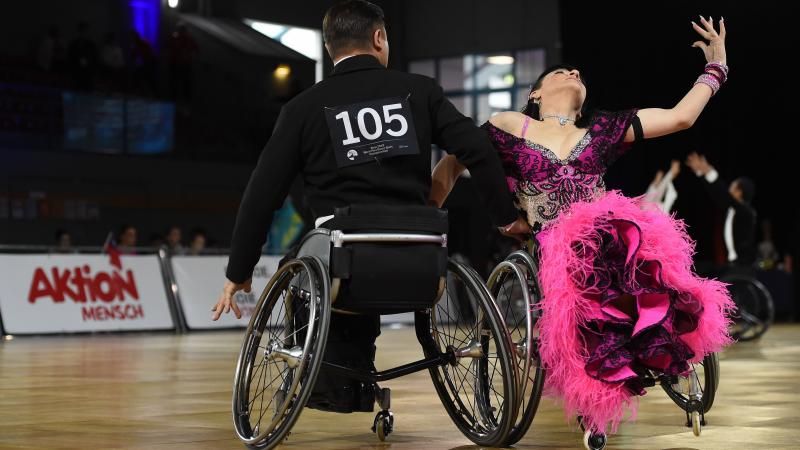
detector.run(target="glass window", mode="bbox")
[245,19,324,83]
[439,56,474,91]
[412,48,545,122]
[474,53,514,90]
[515,49,546,87]
[476,92,511,124]
[409,60,435,78]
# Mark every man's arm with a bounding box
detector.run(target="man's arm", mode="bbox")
[428,79,517,227]
[686,152,736,210]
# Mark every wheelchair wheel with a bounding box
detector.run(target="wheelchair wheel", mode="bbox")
[661,352,719,414]
[232,257,331,450]
[721,274,775,341]
[420,260,518,447]
[487,251,545,446]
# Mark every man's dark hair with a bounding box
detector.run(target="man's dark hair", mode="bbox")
[323,0,385,58]
[736,177,756,204]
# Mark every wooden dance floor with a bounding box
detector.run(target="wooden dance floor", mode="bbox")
[1,324,799,449]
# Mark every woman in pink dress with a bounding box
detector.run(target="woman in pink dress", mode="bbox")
[430,16,734,436]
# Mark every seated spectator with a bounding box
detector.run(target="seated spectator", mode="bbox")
[54,229,74,253]
[166,226,186,255]
[118,225,138,254]
[189,229,206,255]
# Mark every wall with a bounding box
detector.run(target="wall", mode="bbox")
[402,0,561,64]
[0,147,252,248]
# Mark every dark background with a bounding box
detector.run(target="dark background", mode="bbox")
[1,1,796,284]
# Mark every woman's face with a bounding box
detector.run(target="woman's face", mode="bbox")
[530,68,587,108]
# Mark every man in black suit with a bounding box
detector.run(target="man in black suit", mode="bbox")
[686,152,757,268]
[212,0,527,411]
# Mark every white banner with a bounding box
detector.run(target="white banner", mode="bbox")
[0,254,174,334]
[171,255,282,329]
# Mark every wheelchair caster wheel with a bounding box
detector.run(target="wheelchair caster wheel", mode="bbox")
[372,410,394,441]
[583,429,606,450]
[691,411,702,436]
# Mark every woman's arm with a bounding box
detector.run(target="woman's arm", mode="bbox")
[429,154,466,207]
[625,16,727,142]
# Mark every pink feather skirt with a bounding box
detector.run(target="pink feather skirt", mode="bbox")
[535,191,734,434]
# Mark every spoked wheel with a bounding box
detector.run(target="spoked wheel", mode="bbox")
[487,252,545,446]
[420,260,518,447]
[232,257,331,450]
[661,353,720,414]
[721,274,775,341]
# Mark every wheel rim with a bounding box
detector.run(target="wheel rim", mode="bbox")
[493,252,546,444]
[487,261,533,404]
[233,259,324,445]
[428,262,513,442]
[722,274,774,341]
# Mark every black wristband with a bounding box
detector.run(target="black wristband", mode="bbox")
[631,115,644,142]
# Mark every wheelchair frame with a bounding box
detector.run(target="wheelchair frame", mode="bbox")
[232,228,520,449]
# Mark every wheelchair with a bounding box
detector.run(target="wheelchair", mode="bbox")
[231,205,519,449]
[720,272,775,341]
[487,245,720,450]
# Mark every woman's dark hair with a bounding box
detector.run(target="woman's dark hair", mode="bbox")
[323,0,385,58]
[521,63,592,128]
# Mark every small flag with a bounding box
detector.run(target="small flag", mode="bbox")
[102,232,123,270]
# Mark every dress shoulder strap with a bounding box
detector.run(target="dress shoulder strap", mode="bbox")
[520,115,531,138]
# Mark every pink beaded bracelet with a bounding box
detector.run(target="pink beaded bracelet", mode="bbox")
[695,73,721,96]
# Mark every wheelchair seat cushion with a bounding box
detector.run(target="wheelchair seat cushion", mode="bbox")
[327,204,449,314]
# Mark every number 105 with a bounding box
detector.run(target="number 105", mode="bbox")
[335,103,408,145]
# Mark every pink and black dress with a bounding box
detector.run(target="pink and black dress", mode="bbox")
[481,111,734,434]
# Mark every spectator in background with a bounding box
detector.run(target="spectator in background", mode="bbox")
[189,229,206,255]
[100,31,125,88]
[686,152,757,268]
[757,219,780,270]
[37,25,65,73]
[644,159,680,213]
[165,226,186,255]
[168,23,199,103]
[118,225,138,254]
[54,229,74,253]
[129,30,158,96]
[68,22,97,91]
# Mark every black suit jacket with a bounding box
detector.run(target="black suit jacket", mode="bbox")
[704,176,757,266]
[226,55,517,282]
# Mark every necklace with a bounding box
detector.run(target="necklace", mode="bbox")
[540,114,575,126]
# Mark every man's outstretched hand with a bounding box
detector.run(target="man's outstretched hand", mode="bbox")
[212,278,252,320]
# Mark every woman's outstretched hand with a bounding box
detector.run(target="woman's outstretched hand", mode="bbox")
[691,16,726,64]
